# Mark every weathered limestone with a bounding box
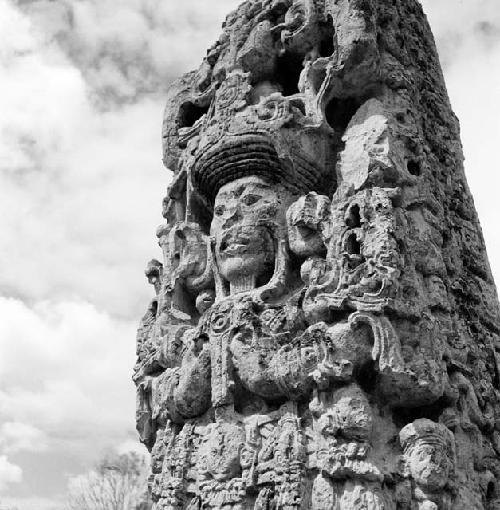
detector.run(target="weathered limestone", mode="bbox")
[134,1,500,508]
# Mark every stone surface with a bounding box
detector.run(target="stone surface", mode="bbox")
[134,1,500,508]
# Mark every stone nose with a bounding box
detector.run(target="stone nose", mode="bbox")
[222,205,243,230]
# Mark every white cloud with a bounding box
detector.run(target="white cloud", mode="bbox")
[0,296,146,509]
[0,456,22,492]
[0,423,48,455]
[421,0,500,68]
[0,298,137,453]
[0,0,84,172]
[0,295,143,502]
[20,0,243,103]
[0,96,168,317]
[0,0,166,317]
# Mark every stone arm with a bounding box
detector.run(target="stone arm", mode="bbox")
[230,309,448,408]
[231,323,352,402]
[266,311,448,409]
[151,336,211,425]
[134,321,205,445]
[134,316,192,382]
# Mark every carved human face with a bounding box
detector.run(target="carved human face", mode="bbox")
[157,223,208,284]
[409,441,449,490]
[240,446,256,469]
[199,423,245,482]
[287,192,330,257]
[211,176,291,287]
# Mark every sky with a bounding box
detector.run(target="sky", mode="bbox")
[0,0,499,508]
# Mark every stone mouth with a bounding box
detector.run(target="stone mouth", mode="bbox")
[219,226,267,256]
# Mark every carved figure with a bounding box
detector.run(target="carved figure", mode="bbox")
[399,419,456,509]
[211,175,295,296]
[135,1,500,508]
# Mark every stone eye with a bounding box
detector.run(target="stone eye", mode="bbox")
[214,205,225,216]
[242,194,261,206]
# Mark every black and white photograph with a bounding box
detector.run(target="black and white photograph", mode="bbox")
[1,0,500,509]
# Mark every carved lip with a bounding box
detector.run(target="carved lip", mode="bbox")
[221,244,249,256]
[294,225,317,238]
[219,236,251,254]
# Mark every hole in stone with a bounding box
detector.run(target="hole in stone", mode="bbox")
[325,97,362,132]
[346,233,361,255]
[329,310,349,324]
[178,102,210,129]
[397,239,406,255]
[319,35,334,57]
[407,159,421,176]
[256,268,275,290]
[151,299,158,317]
[289,251,304,277]
[392,399,447,428]
[396,112,405,123]
[346,204,361,228]
[269,1,288,24]
[147,365,164,379]
[190,195,212,234]
[275,51,303,96]
[487,481,496,500]
[290,97,306,116]
[356,360,377,394]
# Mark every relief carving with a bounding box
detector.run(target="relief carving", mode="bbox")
[135,1,500,508]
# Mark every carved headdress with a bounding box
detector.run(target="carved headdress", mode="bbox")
[399,419,455,455]
[163,0,341,207]
[192,132,328,205]
[189,66,336,205]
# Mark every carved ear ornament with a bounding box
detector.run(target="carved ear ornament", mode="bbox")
[348,312,405,374]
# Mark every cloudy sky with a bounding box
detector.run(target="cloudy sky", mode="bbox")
[0,0,499,508]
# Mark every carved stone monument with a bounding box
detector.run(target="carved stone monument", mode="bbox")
[134,1,500,508]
